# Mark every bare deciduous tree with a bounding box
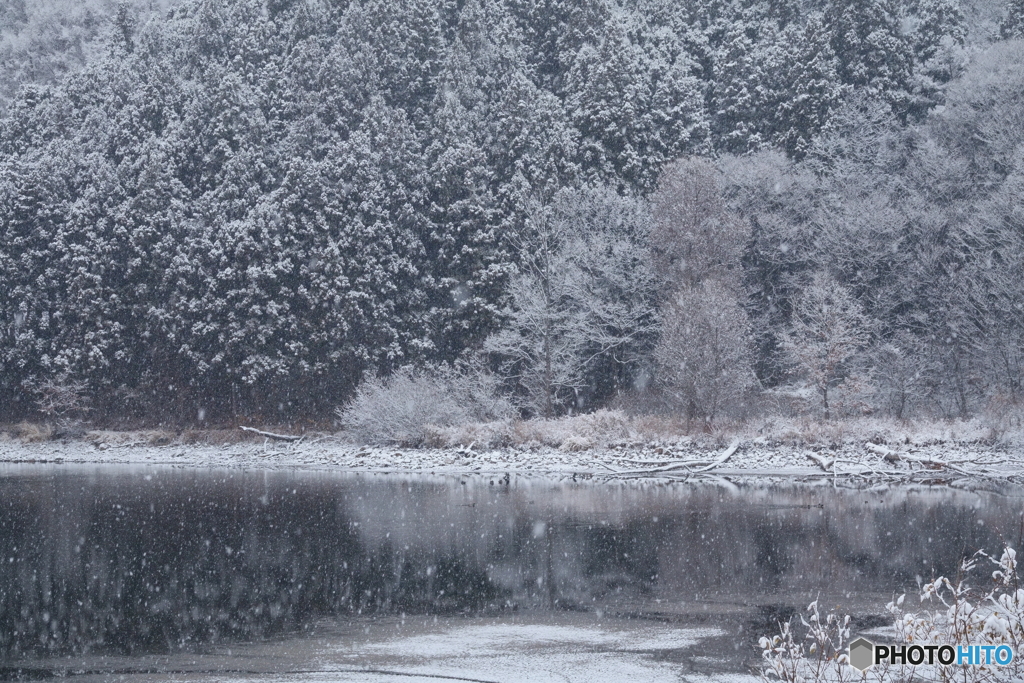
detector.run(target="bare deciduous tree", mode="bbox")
[867,332,932,419]
[23,376,90,419]
[648,157,756,424]
[649,157,749,290]
[485,186,658,417]
[655,279,756,426]
[784,273,871,420]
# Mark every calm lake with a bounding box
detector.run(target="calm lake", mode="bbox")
[1,465,1022,682]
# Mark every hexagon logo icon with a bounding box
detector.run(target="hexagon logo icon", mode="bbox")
[849,637,875,672]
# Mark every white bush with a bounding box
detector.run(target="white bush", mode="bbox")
[336,364,514,445]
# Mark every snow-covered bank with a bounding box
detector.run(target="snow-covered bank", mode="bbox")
[1,428,1022,488]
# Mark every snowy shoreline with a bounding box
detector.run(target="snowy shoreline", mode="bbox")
[2,431,1022,488]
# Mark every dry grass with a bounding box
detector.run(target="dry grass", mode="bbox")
[412,410,1024,451]
[510,410,633,447]
[6,421,54,442]
[745,414,1024,447]
[419,409,729,450]
[3,422,318,446]
[84,430,177,446]
[422,420,514,449]
[6,409,1023,452]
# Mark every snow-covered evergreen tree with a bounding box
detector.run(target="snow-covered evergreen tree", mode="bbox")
[565,12,708,191]
[824,0,916,115]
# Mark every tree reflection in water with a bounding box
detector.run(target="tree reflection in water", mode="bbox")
[0,467,1018,661]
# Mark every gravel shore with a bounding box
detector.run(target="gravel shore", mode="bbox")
[2,430,1021,488]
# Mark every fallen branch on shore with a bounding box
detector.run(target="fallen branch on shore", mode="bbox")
[863,441,975,475]
[239,426,302,442]
[691,439,740,473]
[610,456,686,465]
[805,452,835,472]
[902,455,973,476]
[865,442,901,462]
[596,461,626,474]
[603,439,740,477]
[611,461,702,475]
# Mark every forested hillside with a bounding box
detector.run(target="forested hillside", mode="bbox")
[1,0,1023,427]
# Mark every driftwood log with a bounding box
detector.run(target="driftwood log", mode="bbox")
[239,426,302,442]
[604,439,740,477]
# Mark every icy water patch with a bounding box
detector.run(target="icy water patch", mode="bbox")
[318,620,729,683]
[40,616,744,683]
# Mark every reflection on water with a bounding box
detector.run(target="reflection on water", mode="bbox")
[0,466,1021,675]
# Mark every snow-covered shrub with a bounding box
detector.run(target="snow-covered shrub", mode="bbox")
[337,364,514,446]
[760,547,1024,683]
[885,548,1024,683]
[759,600,854,683]
[22,376,90,420]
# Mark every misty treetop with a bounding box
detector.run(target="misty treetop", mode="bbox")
[0,0,1019,424]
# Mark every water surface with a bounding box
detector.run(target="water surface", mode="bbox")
[1,465,1021,681]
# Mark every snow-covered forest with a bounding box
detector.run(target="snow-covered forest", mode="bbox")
[2,0,1024,428]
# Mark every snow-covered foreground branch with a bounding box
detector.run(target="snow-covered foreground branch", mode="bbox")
[760,548,1024,683]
